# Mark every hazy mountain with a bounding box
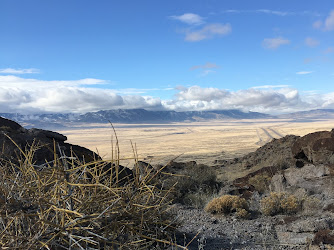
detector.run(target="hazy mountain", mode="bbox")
[278,109,334,120]
[0,109,270,129]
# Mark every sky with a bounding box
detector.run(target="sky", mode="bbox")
[0,0,334,114]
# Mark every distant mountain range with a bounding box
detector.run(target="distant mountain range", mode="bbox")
[277,109,334,120]
[0,109,270,129]
[1,108,334,130]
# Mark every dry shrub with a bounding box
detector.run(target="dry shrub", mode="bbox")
[248,174,272,193]
[261,192,300,216]
[162,163,221,208]
[205,195,249,218]
[0,137,179,249]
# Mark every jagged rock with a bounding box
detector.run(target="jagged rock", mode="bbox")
[284,164,330,186]
[0,117,23,131]
[0,116,135,186]
[0,116,98,165]
[270,174,287,193]
[27,128,67,142]
[292,129,334,166]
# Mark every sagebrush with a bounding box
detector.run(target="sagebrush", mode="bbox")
[261,192,300,216]
[205,195,249,218]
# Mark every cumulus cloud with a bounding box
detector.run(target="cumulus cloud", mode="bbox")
[262,37,290,49]
[296,71,314,75]
[162,86,308,113]
[161,86,334,114]
[169,13,204,25]
[2,76,334,115]
[185,23,231,41]
[0,68,40,74]
[313,10,334,31]
[305,37,319,47]
[0,76,163,113]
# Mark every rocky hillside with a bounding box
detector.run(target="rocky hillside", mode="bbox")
[163,129,334,249]
[1,116,333,249]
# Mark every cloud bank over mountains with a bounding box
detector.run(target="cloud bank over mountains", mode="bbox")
[1,74,334,115]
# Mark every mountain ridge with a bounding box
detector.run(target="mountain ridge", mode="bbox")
[2,108,334,130]
[0,108,271,129]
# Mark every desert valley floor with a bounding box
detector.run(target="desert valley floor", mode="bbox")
[58,119,334,167]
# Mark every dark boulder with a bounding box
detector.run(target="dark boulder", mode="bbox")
[0,116,99,166]
[0,117,23,131]
[292,129,334,166]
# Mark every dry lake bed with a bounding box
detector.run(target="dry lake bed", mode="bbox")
[59,119,334,167]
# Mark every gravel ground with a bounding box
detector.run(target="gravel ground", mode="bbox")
[170,204,332,250]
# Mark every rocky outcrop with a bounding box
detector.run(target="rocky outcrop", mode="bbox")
[292,129,334,167]
[0,116,98,166]
[216,135,299,170]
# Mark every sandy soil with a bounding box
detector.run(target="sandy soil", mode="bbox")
[58,119,334,167]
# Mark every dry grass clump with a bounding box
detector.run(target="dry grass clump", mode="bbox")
[0,137,179,249]
[248,174,272,193]
[205,195,249,218]
[261,192,300,216]
[162,163,221,208]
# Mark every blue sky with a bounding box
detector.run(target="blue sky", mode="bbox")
[0,0,333,114]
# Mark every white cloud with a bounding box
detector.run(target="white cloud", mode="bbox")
[262,37,290,49]
[252,85,290,89]
[296,71,314,75]
[185,23,231,42]
[325,10,334,31]
[0,68,40,74]
[313,10,334,31]
[222,9,320,17]
[163,86,307,113]
[2,76,334,115]
[163,86,334,114]
[169,13,204,25]
[305,37,319,47]
[176,86,229,101]
[256,9,289,16]
[0,76,163,113]
[200,69,216,76]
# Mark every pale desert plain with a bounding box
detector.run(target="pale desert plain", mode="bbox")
[59,118,334,168]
